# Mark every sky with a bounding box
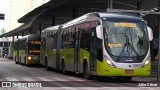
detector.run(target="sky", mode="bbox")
[0,0,10,32]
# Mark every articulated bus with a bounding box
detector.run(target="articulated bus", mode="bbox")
[13,34,41,66]
[40,12,153,80]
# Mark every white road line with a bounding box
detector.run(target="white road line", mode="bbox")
[6,77,19,81]
[51,77,70,81]
[37,77,53,81]
[22,77,35,81]
[66,76,88,81]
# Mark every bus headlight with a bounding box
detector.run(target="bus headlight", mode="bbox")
[142,59,150,68]
[28,56,32,60]
[144,60,149,65]
[106,59,116,68]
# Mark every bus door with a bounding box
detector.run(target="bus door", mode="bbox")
[90,29,97,72]
[74,31,81,73]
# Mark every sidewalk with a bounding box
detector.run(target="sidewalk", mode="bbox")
[0,57,12,60]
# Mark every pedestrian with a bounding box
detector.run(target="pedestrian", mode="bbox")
[152,37,159,61]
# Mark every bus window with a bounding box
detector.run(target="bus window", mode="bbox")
[28,41,41,55]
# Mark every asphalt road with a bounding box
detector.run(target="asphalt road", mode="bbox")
[0,58,160,90]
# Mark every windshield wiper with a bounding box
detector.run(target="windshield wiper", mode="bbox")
[118,29,139,59]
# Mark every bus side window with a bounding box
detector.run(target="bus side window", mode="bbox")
[52,34,55,49]
[80,30,90,51]
[61,31,65,49]
[68,29,74,48]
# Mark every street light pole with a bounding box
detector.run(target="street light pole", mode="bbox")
[108,0,113,9]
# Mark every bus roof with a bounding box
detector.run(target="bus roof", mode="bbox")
[41,12,144,33]
[42,25,59,33]
[62,12,144,29]
[98,12,144,20]
[62,13,98,29]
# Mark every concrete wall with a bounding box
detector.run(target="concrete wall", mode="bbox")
[141,0,158,10]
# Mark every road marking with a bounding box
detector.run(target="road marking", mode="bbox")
[37,77,53,81]
[22,77,35,81]
[6,77,19,81]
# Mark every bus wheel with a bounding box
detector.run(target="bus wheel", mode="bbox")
[45,58,50,70]
[83,62,90,79]
[15,61,18,64]
[124,76,132,81]
[15,57,18,64]
[61,61,66,74]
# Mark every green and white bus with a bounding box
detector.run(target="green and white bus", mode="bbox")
[13,34,41,66]
[40,12,153,80]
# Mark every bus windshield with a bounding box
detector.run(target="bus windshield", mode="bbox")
[103,19,149,58]
[28,41,41,55]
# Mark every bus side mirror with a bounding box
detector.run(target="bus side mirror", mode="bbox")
[147,26,153,41]
[96,25,103,39]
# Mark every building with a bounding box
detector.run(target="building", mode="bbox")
[0,0,50,58]
[9,0,50,31]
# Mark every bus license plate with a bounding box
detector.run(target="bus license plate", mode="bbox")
[125,70,134,74]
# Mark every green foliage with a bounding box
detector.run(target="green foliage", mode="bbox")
[0,28,6,35]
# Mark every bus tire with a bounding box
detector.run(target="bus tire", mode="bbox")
[45,57,50,70]
[61,60,66,74]
[83,61,90,79]
[15,61,18,64]
[15,56,18,64]
[124,76,132,81]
